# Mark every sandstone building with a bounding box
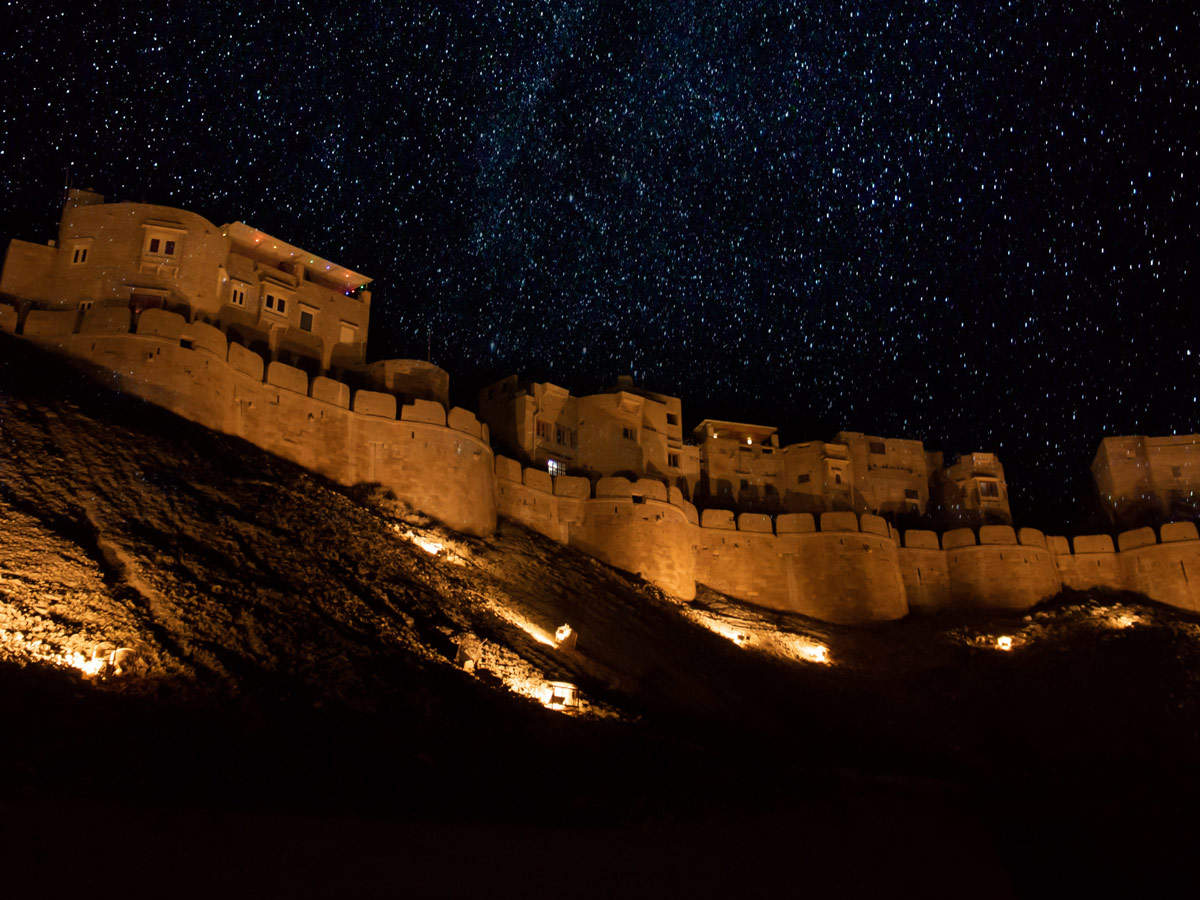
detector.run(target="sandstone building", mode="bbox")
[479,377,1011,525]
[7,189,1199,626]
[478,374,700,494]
[2,189,373,378]
[1092,435,1200,527]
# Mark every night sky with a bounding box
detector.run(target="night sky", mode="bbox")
[2,2,1197,528]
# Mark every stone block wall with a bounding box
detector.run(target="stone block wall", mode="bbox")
[11,295,1200,625]
[8,305,494,536]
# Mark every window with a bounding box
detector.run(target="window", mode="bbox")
[264,293,288,314]
[622,427,636,440]
[71,246,88,265]
[869,441,886,455]
[78,300,93,311]
[142,224,185,262]
[299,310,314,332]
[835,473,842,485]
[979,480,1000,498]
[905,488,919,499]
[555,426,565,445]
[667,413,678,426]
[668,453,680,468]
[536,420,550,440]
[547,459,566,477]
[146,237,176,256]
[797,473,811,484]
[339,322,358,344]
[229,285,247,307]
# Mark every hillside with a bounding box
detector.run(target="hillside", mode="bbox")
[3,333,1200,897]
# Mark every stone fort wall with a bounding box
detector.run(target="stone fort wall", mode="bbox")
[7,305,495,536]
[494,454,1200,621]
[6,300,1200,622]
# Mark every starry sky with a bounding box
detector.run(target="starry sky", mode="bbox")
[2,2,1197,527]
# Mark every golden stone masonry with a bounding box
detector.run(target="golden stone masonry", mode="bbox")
[3,191,1198,621]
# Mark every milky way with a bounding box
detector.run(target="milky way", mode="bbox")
[2,2,1197,526]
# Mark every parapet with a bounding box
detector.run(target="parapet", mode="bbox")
[942,528,976,549]
[634,478,668,502]
[1117,527,1157,552]
[903,529,940,550]
[776,513,815,534]
[267,361,309,395]
[979,525,1017,545]
[1017,527,1047,549]
[447,407,481,438]
[701,509,736,530]
[183,320,227,358]
[353,389,397,419]
[523,467,552,493]
[737,513,773,534]
[596,476,635,499]
[137,309,185,341]
[228,342,264,381]
[23,309,77,340]
[1162,522,1200,543]
[553,475,590,499]
[1073,534,1114,554]
[312,376,350,409]
[819,511,859,533]
[860,514,889,538]
[494,455,521,483]
[80,306,132,335]
[400,398,445,426]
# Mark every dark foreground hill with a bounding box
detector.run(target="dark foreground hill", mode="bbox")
[2,333,1200,897]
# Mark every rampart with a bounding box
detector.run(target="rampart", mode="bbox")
[7,302,1200,623]
[492,451,1200,620]
[7,306,495,536]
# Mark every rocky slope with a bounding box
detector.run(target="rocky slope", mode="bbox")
[3,333,1200,896]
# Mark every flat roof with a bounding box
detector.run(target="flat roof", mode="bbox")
[223,221,371,287]
[693,419,778,439]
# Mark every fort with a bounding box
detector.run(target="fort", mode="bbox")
[4,191,1200,623]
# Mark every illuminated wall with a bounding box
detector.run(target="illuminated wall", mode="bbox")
[14,307,495,536]
[1,190,372,374]
[8,298,1200,624]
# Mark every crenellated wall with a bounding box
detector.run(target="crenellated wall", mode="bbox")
[494,439,1200,621]
[494,460,697,598]
[14,307,495,536]
[10,300,1200,623]
[1045,522,1200,614]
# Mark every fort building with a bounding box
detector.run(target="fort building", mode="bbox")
[478,371,1012,527]
[933,451,1012,526]
[10,188,1200,627]
[779,439,855,514]
[1,188,373,378]
[831,431,935,518]
[478,374,700,493]
[691,419,783,512]
[1092,435,1200,528]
